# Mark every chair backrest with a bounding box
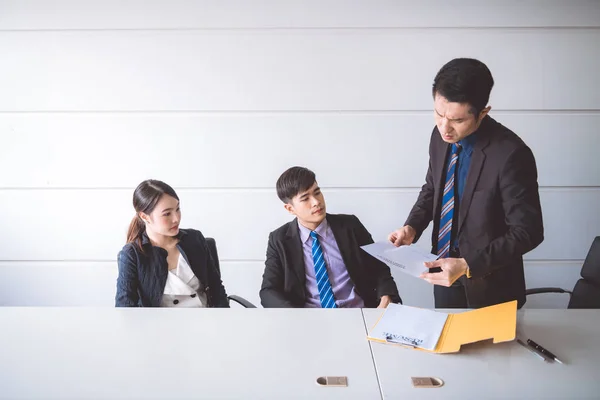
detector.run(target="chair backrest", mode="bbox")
[581,237,600,284]
[205,237,222,276]
[569,237,600,309]
[204,236,257,308]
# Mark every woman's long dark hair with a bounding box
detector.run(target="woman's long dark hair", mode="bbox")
[127,180,179,251]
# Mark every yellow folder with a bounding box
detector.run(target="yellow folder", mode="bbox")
[367,300,517,353]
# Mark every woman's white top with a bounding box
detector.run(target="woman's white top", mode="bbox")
[160,253,208,308]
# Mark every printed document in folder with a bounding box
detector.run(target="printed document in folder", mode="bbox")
[368,303,448,351]
[368,301,518,354]
[360,242,439,278]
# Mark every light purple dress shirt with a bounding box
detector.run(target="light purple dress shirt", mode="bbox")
[298,218,365,308]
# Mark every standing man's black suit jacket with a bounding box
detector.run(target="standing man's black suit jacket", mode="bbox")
[406,116,544,308]
[260,213,401,308]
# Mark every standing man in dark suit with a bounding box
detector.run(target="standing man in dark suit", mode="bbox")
[388,58,544,309]
[261,166,400,308]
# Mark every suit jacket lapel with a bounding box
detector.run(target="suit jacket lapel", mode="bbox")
[458,129,491,234]
[148,247,168,307]
[327,214,355,275]
[432,134,449,223]
[285,219,307,290]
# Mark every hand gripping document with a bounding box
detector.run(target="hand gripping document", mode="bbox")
[367,300,517,353]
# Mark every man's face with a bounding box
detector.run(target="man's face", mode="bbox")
[284,182,326,228]
[433,93,490,143]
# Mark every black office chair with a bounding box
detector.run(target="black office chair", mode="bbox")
[206,237,257,308]
[526,236,600,309]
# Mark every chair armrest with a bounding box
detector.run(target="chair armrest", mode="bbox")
[228,295,257,308]
[526,287,572,296]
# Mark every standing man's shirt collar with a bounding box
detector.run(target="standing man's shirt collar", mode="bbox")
[458,120,483,155]
[298,218,329,244]
[458,132,477,156]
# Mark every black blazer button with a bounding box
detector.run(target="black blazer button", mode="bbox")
[190,293,197,298]
[173,299,179,305]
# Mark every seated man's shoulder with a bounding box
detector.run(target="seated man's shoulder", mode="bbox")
[327,213,360,225]
[269,220,296,239]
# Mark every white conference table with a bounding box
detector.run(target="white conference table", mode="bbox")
[2,307,600,400]
[363,308,600,399]
[0,308,381,400]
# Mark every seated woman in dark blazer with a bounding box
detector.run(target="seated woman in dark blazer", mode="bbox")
[116,179,229,307]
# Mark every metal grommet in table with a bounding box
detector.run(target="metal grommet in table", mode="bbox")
[316,376,348,387]
[411,377,444,388]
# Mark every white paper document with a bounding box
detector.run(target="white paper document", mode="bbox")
[360,241,439,278]
[368,303,449,351]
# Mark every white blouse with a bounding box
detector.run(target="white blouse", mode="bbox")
[160,253,208,308]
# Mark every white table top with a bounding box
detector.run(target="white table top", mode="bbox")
[0,308,381,400]
[363,308,600,399]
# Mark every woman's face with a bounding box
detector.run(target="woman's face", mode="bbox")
[141,194,181,237]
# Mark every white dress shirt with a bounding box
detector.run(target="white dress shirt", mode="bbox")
[160,254,208,308]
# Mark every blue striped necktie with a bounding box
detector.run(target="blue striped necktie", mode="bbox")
[437,143,461,258]
[310,231,337,308]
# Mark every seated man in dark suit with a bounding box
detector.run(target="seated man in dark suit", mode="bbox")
[260,166,401,308]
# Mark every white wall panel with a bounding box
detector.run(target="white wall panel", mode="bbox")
[1,30,599,111]
[1,113,598,188]
[2,0,599,30]
[0,188,596,261]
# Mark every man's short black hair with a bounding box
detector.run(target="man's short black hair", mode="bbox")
[432,58,494,116]
[276,166,316,204]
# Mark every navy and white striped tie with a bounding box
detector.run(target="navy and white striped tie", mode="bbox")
[437,143,461,258]
[310,231,337,308]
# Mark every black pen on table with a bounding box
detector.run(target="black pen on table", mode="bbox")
[527,339,564,364]
[516,338,547,362]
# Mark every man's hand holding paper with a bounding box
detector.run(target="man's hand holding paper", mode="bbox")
[387,225,416,247]
[421,258,469,287]
[384,224,471,287]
